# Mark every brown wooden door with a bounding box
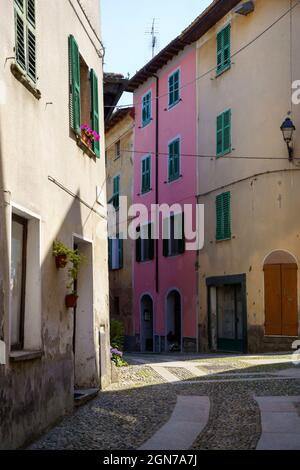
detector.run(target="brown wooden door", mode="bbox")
[264,263,298,336]
[264,264,282,335]
[281,264,298,336]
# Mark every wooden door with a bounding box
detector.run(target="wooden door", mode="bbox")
[264,263,298,336]
[264,265,282,335]
[281,264,298,336]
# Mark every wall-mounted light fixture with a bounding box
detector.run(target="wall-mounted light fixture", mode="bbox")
[281,117,296,161]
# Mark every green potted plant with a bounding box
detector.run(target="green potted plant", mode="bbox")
[65,249,85,309]
[53,240,71,269]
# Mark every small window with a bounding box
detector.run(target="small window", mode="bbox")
[163,213,185,257]
[109,175,120,209]
[216,110,231,157]
[142,91,152,127]
[115,140,121,159]
[108,236,123,270]
[216,24,231,75]
[168,138,180,182]
[168,69,180,108]
[216,192,231,241]
[141,155,151,194]
[136,224,154,262]
[14,0,36,82]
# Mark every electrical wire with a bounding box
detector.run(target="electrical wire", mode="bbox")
[103,0,300,110]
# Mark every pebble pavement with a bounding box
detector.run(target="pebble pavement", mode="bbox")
[29,354,300,450]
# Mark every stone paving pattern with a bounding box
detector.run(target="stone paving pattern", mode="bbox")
[29,353,300,450]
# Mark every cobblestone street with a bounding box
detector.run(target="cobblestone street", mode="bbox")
[29,353,300,450]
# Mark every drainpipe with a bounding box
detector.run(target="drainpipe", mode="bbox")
[153,74,159,293]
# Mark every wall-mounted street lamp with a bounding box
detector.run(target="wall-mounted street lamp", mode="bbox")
[281,117,296,161]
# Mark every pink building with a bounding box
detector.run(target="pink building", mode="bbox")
[127,39,198,352]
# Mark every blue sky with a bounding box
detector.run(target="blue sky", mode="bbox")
[101,0,212,105]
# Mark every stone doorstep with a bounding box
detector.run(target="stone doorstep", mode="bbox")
[74,388,99,407]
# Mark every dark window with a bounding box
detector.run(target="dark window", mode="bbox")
[136,224,155,262]
[114,297,120,316]
[163,213,185,257]
[11,214,27,350]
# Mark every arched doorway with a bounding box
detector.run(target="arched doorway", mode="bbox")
[166,290,182,352]
[140,295,153,352]
[264,250,298,336]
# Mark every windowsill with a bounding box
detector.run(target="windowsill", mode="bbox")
[10,350,43,362]
[140,189,152,196]
[216,149,231,159]
[215,64,231,78]
[75,134,97,159]
[10,63,41,100]
[167,175,182,184]
[110,267,123,272]
[168,99,180,110]
[216,237,232,242]
[141,120,152,129]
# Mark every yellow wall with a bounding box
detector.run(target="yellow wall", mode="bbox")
[105,113,135,342]
[197,0,300,352]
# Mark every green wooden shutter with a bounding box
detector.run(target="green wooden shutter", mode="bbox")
[27,27,36,81]
[216,114,223,156]
[141,158,146,192]
[223,110,231,154]
[69,35,81,134]
[217,24,231,74]
[168,142,174,180]
[15,7,26,71]
[169,74,174,106]
[163,218,169,257]
[174,139,180,178]
[113,175,120,209]
[217,30,223,72]
[90,69,100,158]
[216,194,223,240]
[223,192,231,239]
[27,0,35,26]
[174,70,180,103]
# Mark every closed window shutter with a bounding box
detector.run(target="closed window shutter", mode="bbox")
[216,114,223,156]
[90,69,100,158]
[141,159,146,192]
[163,218,169,257]
[174,139,180,178]
[223,110,231,154]
[169,74,174,106]
[27,27,36,81]
[216,195,223,240]
[217,31,223,71]
[15,9,26,71]
[27,0,35,26]
[223,25,231,68]
[223,192,231,239]
[69,35,81,134]
[168,143,174,180]
[174,71,179,103]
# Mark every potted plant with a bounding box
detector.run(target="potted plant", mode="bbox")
[80,124,100,148]
[53,240,71,268]
[65,249,85,309]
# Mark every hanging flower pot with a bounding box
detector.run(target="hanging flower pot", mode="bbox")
[55,254,68,269]
[65,293,78,309]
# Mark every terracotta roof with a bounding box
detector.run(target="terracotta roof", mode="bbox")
[105,107,134,133]
[126,0,240,92]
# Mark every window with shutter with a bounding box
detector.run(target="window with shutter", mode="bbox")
[216,192,231,241]
[168,69,180,107]
[216,110,231,157]
[216,24,231,75]
[108,235,123,271]
[141,155,151,193]
[163,213,185,256]
[142,91,151,127]
[14,0,36,82]
[136,223,154,262]
[110,175,120,210]
[69,35,81,134]
[90,69,100,158]
[168,138,180,182]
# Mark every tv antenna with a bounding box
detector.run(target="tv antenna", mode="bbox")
[145,18,159,58]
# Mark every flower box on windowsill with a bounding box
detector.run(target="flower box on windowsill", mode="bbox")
[10,63,41,100]
[75,134,96,159]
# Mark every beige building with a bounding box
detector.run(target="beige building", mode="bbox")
[0,0,110,449]
[196,0,300,353]
[105,108,135,350]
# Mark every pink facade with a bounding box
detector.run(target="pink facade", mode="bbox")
[133,46,198,352]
